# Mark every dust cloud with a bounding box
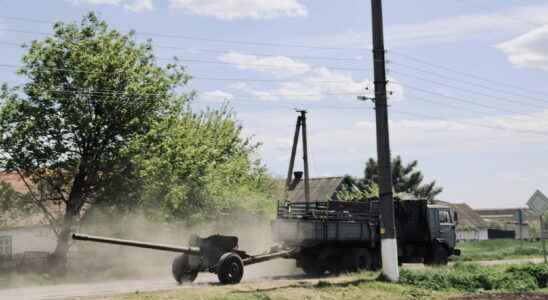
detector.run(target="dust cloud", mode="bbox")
[68,209,300,283]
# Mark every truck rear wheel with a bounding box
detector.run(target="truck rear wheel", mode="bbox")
[343,248,372,272]
[172,254,198,284]
[217,253,244,284]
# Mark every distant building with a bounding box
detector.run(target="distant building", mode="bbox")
[475,208,531,240]
[442,203,488,241]
[0,172,60,262]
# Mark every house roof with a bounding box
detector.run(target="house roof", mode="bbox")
[0,172,64,230]
[475,208,530,217]
[286,177,344,202]
[0,172,29,194]
[451,203,488,230]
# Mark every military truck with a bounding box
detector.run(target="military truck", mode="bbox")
[272,187,459,274]
[272,111,460,274]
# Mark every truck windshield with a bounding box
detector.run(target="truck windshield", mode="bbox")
[439,210,452,224]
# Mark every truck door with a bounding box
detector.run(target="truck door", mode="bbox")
[438,208,456,248]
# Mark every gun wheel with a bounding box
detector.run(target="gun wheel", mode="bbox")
[217,253,244,285]
[172,254,198,284]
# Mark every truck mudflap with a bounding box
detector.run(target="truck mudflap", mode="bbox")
[452,248,461,256]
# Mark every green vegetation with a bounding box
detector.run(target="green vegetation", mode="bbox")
[88,264,548,300]
[339,156,443,202]
[0,13,278,272]
[455,239,545,261]
[400,263,548,293]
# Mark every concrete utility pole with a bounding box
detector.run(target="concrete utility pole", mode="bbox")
[370,0,399,282]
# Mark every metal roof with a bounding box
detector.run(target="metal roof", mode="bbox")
[451,203,489,230]
[286,177,344,202]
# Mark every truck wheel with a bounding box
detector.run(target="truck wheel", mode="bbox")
[370,250,381,271]
[172,254,198,284]
[344,248,372,272]
[432,246,449,265]
[425,245,448,265]
[217,253,244,284]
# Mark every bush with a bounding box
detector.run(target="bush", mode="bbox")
[399,263,547,292]
[506,264,548,288]
[493,272,538,292]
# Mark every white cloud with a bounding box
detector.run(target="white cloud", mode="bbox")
[66,0,154,12]
[222,53,403,103]
[202,90,234,102]
[169,0,307,20]
[311,4,548,48]
[230,82,282,101]
[221,52,378,102]
[497,25,548,70]
[124,0,153,12]
[219,52,311,76]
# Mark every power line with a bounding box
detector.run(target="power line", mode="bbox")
[0,21,366,51]
[397,81,526,115]
[0,62,363,84]
[390,109,548,136]
[0,37,364,63]
[390,69,548,110]
[388,49,548,98]
[388,59,548,104]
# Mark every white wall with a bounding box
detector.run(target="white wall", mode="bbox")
[457,229,488,241]
[513,224,530,240]
[0,226,57,255]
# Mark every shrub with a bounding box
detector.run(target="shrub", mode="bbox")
[399,263,546,292]
[506,264,548,288]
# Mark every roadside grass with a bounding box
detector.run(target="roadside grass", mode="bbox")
[98,264,548,300]
[454,239,545,261]
[106,273,456,300]
[400,262,548,293]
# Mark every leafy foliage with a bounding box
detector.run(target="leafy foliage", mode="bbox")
[342,156,442,202]
[131,105,279,224]
[0,13,190,268]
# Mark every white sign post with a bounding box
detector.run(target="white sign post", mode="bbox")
[527,190,548,264]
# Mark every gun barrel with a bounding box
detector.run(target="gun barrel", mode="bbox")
[72,233,200,254]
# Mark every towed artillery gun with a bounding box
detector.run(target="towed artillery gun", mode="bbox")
[72,112,460,284]
[72,233,293,284]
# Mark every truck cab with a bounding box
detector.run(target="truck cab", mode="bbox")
[423,205,460,264]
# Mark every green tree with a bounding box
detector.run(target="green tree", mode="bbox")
[0,13,189,270]
[132,105,279,224]
[343,156,443,202]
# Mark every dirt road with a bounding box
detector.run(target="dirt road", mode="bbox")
[0,258,543,300]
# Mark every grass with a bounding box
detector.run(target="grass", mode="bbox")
[454,239,546,261]
[104,273,457,300]
[400,263,548,293]
[93,264,548,300]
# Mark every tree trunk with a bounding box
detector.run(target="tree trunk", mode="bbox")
[49,173,85,275]
[49,224,72,274]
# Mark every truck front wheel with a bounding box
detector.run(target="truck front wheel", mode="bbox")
[425,244,449,265]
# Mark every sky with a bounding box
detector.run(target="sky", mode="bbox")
[1,0,548,209]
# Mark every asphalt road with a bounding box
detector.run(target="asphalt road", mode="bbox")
[0,258,543,300]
